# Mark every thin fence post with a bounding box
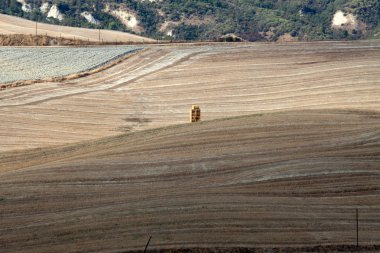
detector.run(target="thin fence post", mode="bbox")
[143,235,152,253]
[356,208,359,252]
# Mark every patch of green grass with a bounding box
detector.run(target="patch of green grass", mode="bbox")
[372,23,380,38]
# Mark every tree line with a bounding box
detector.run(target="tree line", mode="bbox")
[0,0,379,41]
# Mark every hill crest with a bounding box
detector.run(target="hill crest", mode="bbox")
[0,0,379,41]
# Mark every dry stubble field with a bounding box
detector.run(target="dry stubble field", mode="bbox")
[0,41,379,152]
[0,13,153,43]
[0,41,379,252]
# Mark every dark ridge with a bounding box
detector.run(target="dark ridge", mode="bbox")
[125,245,380,253]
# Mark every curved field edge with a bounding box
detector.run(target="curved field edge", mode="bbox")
[0,109,379,252]
[0,47,144,90]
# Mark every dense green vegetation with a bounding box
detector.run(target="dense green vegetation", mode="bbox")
[0,0,379,41]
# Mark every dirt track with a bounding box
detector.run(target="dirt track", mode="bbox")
[0,41,379,152]
[0,110,379,252]
[0,13,154,43]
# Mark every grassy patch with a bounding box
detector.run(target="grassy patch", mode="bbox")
[371,23,380,39]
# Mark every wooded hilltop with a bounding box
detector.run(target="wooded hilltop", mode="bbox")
[1,0,379,41]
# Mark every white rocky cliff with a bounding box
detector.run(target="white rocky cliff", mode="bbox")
[331,10,358,31]
[40,2,50,14]
[47,5,64,21]
[16,0,32,13]
[81,11,99,25]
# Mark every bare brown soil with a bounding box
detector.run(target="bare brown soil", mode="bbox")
[0,110,379,252]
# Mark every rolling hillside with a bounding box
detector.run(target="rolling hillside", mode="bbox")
[0,13,154,43]
[0,40,379,252]
[0,110,379,252]
[0,41,379,152]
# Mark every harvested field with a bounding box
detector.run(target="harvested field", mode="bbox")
[0,13,154,43]
[0,41,380,252]
[0,41,379,151]
[0,110,379,252]
[0,46,140,84]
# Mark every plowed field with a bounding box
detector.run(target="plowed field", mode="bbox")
[0,41,380,252]
[0,41,379,152]
[0,110,379,252]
